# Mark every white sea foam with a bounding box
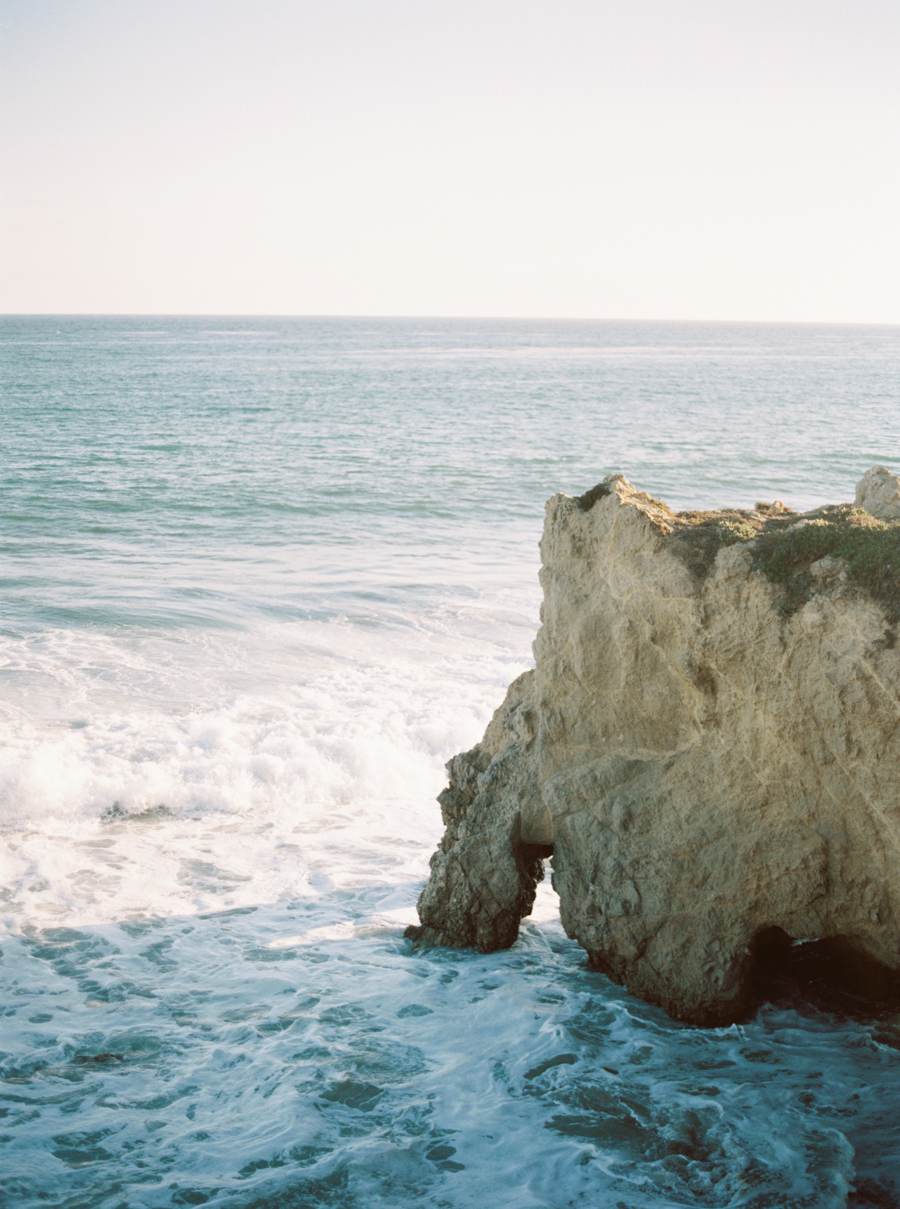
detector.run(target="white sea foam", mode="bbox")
[4,607,899,1208]
[0,609,532,931]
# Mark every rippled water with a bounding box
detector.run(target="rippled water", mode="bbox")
[3,316,900,1207]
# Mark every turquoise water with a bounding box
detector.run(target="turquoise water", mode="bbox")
[2,316,900,1207]
[6,316,900,632]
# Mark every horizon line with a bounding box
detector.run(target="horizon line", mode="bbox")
[3,313,900,329]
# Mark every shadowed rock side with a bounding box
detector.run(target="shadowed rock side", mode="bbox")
[407,471,900,1025]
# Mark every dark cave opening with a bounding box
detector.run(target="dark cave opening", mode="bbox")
[519,842,554,864]
[749,925,900,1016]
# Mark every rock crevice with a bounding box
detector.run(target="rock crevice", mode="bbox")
[407,471,900,1024]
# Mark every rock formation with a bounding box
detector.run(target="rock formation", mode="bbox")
[407,471,900,1024]
[856,464,900,521]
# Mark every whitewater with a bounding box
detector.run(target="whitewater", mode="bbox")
[2,315,900,1208]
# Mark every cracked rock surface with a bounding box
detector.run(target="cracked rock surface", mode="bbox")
[407,473,900,1024]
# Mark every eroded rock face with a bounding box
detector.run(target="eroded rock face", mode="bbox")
[408,473,900,1024]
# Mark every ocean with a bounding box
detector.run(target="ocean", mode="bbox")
[2,315,900,1208]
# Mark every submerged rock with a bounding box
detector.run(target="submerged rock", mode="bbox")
[407,471,900,1024]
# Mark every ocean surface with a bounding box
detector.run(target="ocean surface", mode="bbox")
[2,315,900,1209]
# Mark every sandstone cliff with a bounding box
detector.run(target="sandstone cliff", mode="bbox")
[407,471,900,1024]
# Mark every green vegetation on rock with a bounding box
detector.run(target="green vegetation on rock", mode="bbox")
[718,520,757,546]
[753,506,900,620]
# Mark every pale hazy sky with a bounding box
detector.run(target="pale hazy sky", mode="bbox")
[2,0,899,320]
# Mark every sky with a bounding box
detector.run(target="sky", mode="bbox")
[1,0,899,321]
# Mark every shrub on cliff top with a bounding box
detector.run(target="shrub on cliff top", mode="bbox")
[752,507,900,620]
[758,512,900,583]
[718,520,757,546]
